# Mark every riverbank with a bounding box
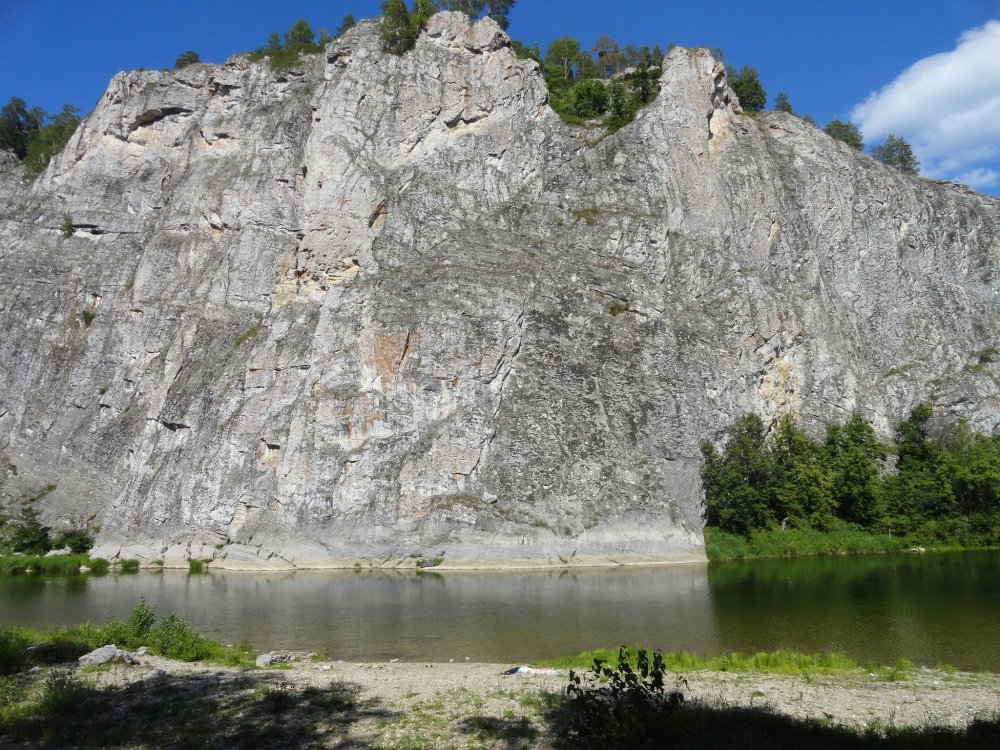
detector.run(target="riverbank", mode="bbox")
[704,526,1000,562]
[2,655,998,748]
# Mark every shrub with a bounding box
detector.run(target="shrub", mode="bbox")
[0,626,31,675]
[188,559,205,573]
[117,558,140,573]
[174,51,200,69]
[51,528,93,554]
[9,504,50,554]
[60,215,73,238]
[38,669,95,716]
[127,598,156,639]
[572,79,609,117]
[728,65,766,112]
[561,647,684,749]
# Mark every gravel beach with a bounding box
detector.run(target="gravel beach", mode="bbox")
[55,655,997,748]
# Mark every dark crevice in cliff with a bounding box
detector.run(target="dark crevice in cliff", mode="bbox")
[129,107,194,132]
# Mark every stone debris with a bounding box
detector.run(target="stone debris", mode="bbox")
[78,645,138,667]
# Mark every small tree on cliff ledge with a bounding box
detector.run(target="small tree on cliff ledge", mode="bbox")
[871,134,920,175]
[381,0,436,55]
[728,66,767,112]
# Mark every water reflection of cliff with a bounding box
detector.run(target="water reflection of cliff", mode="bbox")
[3,553,995,668]
[0,564,717,662]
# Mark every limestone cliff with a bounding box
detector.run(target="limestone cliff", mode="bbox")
[1,13,997,569]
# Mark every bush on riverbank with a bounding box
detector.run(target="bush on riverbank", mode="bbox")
[0,600,255,675]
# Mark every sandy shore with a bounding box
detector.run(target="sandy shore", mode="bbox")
[61,655,998,748]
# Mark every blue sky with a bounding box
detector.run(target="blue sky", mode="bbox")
[2,1,998,193]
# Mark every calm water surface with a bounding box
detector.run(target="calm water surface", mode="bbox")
[1,551,997,670]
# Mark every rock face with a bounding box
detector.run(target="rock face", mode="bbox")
[1,13,998,568]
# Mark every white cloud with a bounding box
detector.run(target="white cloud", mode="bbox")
[851,21,1000,187]
[952,168,999,190]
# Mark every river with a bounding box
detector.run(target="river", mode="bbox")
[1,550,997,670]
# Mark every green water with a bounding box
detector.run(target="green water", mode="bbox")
[1,551,997,670]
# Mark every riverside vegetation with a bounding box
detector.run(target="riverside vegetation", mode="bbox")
[3,612,999,749]
[0,496,143,575]
[702,404,1000,560]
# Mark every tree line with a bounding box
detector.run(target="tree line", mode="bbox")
[0,99,80,175]
[701,405,1000,548]
[0,5,923,181]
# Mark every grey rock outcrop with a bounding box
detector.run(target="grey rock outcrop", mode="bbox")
[79,645,138,666]
[1,13,997,568]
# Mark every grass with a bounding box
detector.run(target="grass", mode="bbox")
[188,558,205,573]
[705,526,904,561]
[570,206,601,224]
[233,314,263,347]
[0,600,256,676]
[538,647,917,680]
[606,299,629,315]
[0,554,109,576]
[116,558,140,573]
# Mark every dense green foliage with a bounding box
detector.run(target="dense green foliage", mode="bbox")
[0,98,80,174]
[0,499,95,558]
[0,600,255,676]
[561,648,684,749]
[702,406,1000,551]
[728,65,767,111]
[824,119,864,150]
[535,34,663,131]
[247,19,324,71]
[379,0,427,55]
[871,133,920,174]
[173,50,199,69]
[0,98,43,158]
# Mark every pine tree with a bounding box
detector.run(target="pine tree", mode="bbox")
[824,120,864,150]
[871,134,919,174]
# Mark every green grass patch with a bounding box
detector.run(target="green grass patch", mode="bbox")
[115,558,140,573]
[705,526,903,561]
[188,559,205,573]
[538,647,876,677]
[0,600,256,675]
[0,554,105,576]
[233,314,263,347]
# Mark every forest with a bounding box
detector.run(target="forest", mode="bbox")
[701,404,1000,557]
